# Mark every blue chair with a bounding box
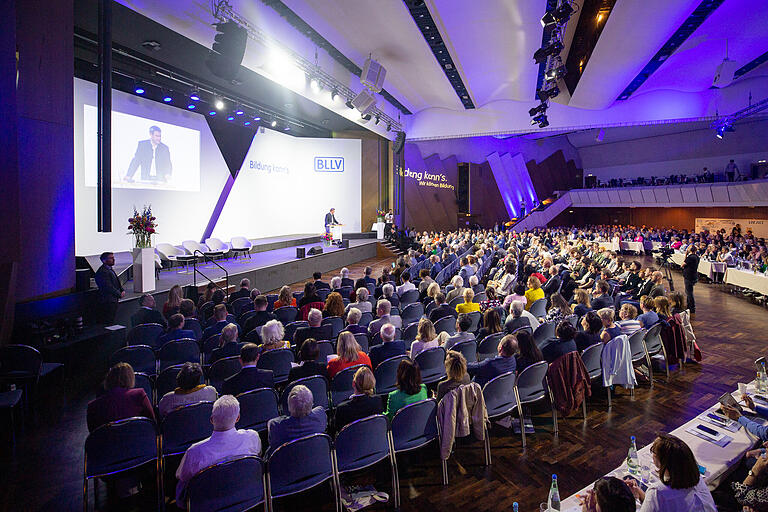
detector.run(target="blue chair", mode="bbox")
[339,286,354,299]
[335,415,397,504]
[184,318,203,341]
[434,316,456,335]
[243,328,261,344]
[239,310,258,328]
[452,340,477,363]
[477,333,505,361]
[265,294,278,312]
[284,321,308,344]
[292,291,304,303]
[330,364,366,407]
[266,433,339,511]
[643,323,668,380]
[391,399,443,504]
[321,316,344,339]
[236,388,280,432]
[316,288,331,301]
[533,321,557,348]
[353,333,369,354]
[280,375,329,413]
[374,355,408,395]
[399,289,420,306]
[230,297,252,318]
[628,330,653,390]
[425,300,436,315]
[199,302,215,322]
[186,455,265,512]
[161,402,214,479]
[402,322,419,343]
[315,341,335,364]
[273,306,298,325]
[358,312,373,328]
[127,323,164,349]
[157,339,200,371]
[580,343,610,410]
[465,311,482,333]
[257,349,294,384]
[207,356,242,392]
[482,371,518,421]
[110,345,156,375]
[202,334,222,355]
[414,347,447,384]
[133,372,154,404]
[84,417,161,511]
[515,361,557,447]
[155,364,198,402]
[448,296,464,310]
[529,298,548,318]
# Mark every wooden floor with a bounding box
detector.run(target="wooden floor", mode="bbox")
[2,255,765,511]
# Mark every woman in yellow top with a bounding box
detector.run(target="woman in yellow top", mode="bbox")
[456,288,481,314]
[524,275,544,310]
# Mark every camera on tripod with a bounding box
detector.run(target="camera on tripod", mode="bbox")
[653,246,674,258]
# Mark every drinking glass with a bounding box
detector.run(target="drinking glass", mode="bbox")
[641,465,651,484]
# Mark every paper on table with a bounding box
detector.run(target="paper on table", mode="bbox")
[685,426,733,448]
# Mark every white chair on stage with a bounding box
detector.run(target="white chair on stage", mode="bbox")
[182,240,225,267]
[205,238,232,259]
[157,243,196,273]
[230,237,253,260]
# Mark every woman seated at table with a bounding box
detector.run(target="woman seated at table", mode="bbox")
[580,476,636,512]
[624,433,716,511]
[385,359,427,420]
[327,331,371,379]
[456,288,481,314]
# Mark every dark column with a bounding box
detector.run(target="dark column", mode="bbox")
[97,0,112,231]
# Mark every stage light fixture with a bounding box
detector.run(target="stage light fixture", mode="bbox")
[374,114,381,125]
[331,87,339,101]
[215,99,225,110]
[310,77,320,91]
[715,124,735,139]
[162,92,173,102]
[253,116,261,121]
[189,88,200,101]
[532,113,548,126]
[187,103,196,110]
[386,122,392,131]
[271,119,277,127]
[284,126,290,131]
[533,40,563,64]
[208,110,217,116]
[345,99,355,109]
[538,118,549,128]
[244,121,251,126]
[545,63,567,81]
[542,2,574,27]
[227,115,235,121]
[361,113,372,122]
[134,81,145,95]
[235,107,244,115]
[529,102,548,117]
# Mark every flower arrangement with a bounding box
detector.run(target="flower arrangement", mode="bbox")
[127,205,157,248]
[321,232,333,242]
[376,209,386,222]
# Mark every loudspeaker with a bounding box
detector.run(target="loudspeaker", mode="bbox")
[206,21,247,80]
[339,240,349,249]
[296,247,306,259]
[361,57,386,93]
[457,162,470,213]
[584,175,597,188]
[393,131,406,154]
[184,285,199,304]
[75,269,91,292]
[351,90,377,115]
[307,246,324,256]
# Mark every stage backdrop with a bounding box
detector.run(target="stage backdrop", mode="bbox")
[74,78,361,255]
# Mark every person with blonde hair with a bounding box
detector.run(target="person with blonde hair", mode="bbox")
[260,319,290,352]
[273,285,296,309]
[524,275,544,309]
[163,284,184,320]
[617,303,642,336]
[598,307,622,343]
[410,317,439,357]
[456,287,481,314]
[654,296,672,321]
[573,288,592,317]
[436,351,470,402]
[327,331,372,379]
[345,287,372,314]
[334,366,383,430]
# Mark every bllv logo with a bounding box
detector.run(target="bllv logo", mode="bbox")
[314,157,344,172]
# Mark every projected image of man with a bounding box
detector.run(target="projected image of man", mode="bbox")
[124,125,172,183]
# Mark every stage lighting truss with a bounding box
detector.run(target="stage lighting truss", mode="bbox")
[710,95,768,139]
[541,1,575,28]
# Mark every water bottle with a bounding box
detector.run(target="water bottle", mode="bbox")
[548,474,561,511]
[627,436,640,476]
[512,503,518,512]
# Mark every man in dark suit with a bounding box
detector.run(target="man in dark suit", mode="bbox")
[363,267,376,288]
[124,125,172,183]
[591,280,614,310]
[222,343,274,396]
[681,245,700,314]
[620,261,643,295]
[294,309,333,346]
[202,304,233,341]
[324,208,340,234]
[368,324,406,369]
[340,268,354,289]
[94,251,124,323]
[429,255,443,279]
[228,278,251,303]
[467,335,518,387]
[429,293,457,323]
[313,272,330,291]
[542,265,561,296]
[158,314,196,345]
[131,294,166,328]
[243,295,276,334]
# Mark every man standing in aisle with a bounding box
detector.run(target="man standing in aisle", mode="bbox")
[725,159,740,182]
[681,244,700,316]
[324,208,340,234]
[94,251,124,323]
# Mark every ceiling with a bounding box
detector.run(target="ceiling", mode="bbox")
[110,0,768,138]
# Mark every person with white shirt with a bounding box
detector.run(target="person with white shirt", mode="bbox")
[624,433,716,512]
[396,272,416,297]
[175,395,261,503]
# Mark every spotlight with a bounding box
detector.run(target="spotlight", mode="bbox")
[271,119,277,127]
[310,77,320,91]
[215,99,225,110]
[716,124,735,139]
[537,85,560,102]
[253,116,261,122]
[227,115,235,121]
[533,40,563,64]
[529,102,548,117]
[235,108,244,115]
[361,113,372,122]
[386,122,392,131]
[189,89,200,101]
[134,81,145,95]
[284,126,290,131]
[541,2,574,27]
[545,63,567,81]
[244,121,251,126]
[538,118,549,128]
[331,87,338,101]
[187,103,196,110]
[162,92,173,102]
[345,99,355,109]
[208,110,217,116]
[532,113,548,127]
[375,114,381,125]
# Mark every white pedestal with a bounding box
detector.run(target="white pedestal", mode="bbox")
[132,247,156,293]
[372,222,385,239]
[331,225,343,241]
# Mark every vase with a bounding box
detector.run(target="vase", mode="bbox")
[323,239,332,248]
[132,247,156,293]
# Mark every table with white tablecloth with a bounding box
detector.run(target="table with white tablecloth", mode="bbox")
[725,268,768,295]
[669,253,727,281]
[620,241,644,254]
[561,385,759,511]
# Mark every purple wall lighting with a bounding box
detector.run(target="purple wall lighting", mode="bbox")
[486,152,539,218]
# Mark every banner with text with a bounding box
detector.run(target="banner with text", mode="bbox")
[695,218,768,238]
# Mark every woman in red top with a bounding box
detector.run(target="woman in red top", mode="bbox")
[86,362,155,432]
[327,332,372,379]
[273,285,296,309]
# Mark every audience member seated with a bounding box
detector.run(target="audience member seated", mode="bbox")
[273,285,296,309]
[514,330,544,373]
[131,293,167,328]
[598,308,623,343]
[209,323,241,364]
[340,308,366,336]
[524,276,544,309]
[346,287,372,314]
[429,292,458,323]
[267,384,327,449]
[410,318,440,357]
[163,284,183,320]
[298,282,322,311]
[330,276,343,292]
[313,272,330,290]
[654,296,672,322]
[648,271,667,298]
[418,269,434,298]
[363,266,376,288]
[385,359,428,420]
[456,288,481,314]
[323,292,345,319]
[445,276,466,303]
[575,311,603,352]
[158,363,217,418]
[197,282,216,308]
[175,395,262,504]
[591,280,614,310]
[444,314,475,350]
[327,332,372,379]
[158,313,196,345]
[396,272,415,297]
[222,343,274,396]
[228,278,251,303]
[505,300,532,333]
[295,308,333,346]
[180,299,201,340]
[617,304,643,336]
[467,334,517,387]
[503,282,528,309]
[369,323,406,369]
[87,363,155,432]
[368,299,402,335]
[202,304,232,341]
[623,434,716,512]
[542,266,561,296]
[543,293,572,324]
[334,367,383,431]
[637,296,659,328]
[580,476,637,512]
[340,267,354,289]
[476,309,503,343]
[260,320,291,352]
[287,339,328,382]
[542,320,578,363]
[381,283,400,307]
[668,291,687,315]
[243,295,276,333]
[436,351,471,402]
[211,288,226,307]
[479,286,502,313]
